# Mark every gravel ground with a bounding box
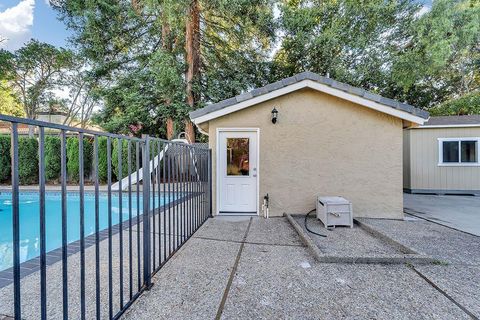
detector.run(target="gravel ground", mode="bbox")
[357,217,480,265]
[3,215,478,319]
[357,216,480,318]
[294,215,400,256]
[124,217,476,319]
[221,244,469,320]
[123,237,240,320]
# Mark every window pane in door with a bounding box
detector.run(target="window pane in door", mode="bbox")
[443,141,459,163]
[461,141,477,163]
[226,138,249,176]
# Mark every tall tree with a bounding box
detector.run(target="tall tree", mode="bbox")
[0,40,74,119]
[275,0,479,110]
[389,0,480,108]
[185,0,201,142]
[275,0,420,92]
[53,0,276,139]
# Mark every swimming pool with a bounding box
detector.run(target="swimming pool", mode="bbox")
[0,191,178,272]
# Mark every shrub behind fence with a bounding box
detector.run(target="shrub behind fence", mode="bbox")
[0,135,11,182]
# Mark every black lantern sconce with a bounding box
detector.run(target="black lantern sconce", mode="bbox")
[271,107,278,124]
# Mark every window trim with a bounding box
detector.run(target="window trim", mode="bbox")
[438,137,480,166]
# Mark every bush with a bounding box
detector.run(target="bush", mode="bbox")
[18,137,38,184]
[44,136,61,181]
[66,137,93,183]
[112,138,137,180]
[0,135,11,182]
[97,136,109,183]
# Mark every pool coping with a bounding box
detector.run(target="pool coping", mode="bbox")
[0,191,204,289]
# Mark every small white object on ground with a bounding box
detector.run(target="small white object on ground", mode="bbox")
[300,261,311,269]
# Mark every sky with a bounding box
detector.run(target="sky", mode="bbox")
[0,0,434,52]
[0,0,71,51]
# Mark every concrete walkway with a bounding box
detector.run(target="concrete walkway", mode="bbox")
[122,217,478,319]
[404,193,480,236]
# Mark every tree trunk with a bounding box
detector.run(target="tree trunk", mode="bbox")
[162,20,175,140]
[184,120,195,144]
[166,117,174,140]
[185,0,200,143]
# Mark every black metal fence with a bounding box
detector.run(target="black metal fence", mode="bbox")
[0,114,212,319]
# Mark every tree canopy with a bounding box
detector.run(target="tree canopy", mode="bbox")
[1,0,477,139]
[52,0,276,137]
[0,40,74,119]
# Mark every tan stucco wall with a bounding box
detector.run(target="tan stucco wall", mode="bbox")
[405,127,480,192]
[205,88,404,219]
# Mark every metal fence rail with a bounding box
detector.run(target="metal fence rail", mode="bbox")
[0,114,212,319]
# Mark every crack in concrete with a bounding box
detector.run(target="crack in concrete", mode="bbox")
[408,265,479,320]
[192,235,303,247]
[215,217,252,320]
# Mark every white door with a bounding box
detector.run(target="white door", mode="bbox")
[218,130,258,214]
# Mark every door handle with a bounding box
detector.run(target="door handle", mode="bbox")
[253,174,257,177]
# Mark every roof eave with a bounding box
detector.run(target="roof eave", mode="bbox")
[190,79,428,125]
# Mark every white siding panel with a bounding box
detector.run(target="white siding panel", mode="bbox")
[407,127,480,191]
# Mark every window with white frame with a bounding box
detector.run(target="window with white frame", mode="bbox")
[438,138,479,165]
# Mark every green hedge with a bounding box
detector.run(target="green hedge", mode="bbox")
[44,136,61,181]
[0,135,11,182]
[66,137,93,183]
[97,136,109,183]
[112,139,137,180]
[18,137,38,184]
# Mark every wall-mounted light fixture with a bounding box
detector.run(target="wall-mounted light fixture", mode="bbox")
[271,107,278,124]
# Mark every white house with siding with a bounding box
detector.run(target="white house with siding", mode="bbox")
[404,115,480,195]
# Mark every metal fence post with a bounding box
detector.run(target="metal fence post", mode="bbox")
[208,149,213,218]
[142,135,153,290]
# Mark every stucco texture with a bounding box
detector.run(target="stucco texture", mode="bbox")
[205,88,404,219]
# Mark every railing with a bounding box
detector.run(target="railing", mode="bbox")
[0,114,212,319]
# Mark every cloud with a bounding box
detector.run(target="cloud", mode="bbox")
[0,0,35,51]
[415,5,431,18]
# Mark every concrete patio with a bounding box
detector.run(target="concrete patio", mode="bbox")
[404,193,480,236]
[122,216,480,319]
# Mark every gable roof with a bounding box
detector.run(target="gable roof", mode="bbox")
[419,115,480,128]
[189,71,429,125]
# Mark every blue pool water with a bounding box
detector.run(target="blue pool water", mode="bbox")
[0,191,177,272]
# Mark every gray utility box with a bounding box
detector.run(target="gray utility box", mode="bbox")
[316,196,353,228]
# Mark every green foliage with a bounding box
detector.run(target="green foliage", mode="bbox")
[18,137,38,185]
[0,135,11,182]
[274,0,480,111]
[97,136,109,183]
[275,0,420,90]
[92,53,185,136]
[0,81,24,117]
[45,136,61,181]
[112,139,137,180]
[429,91,480,116]
[51,0,480,132]
[66,137,93,183]
[0,40,74,119]
[390,0,480,109]
[54,0,276,137]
